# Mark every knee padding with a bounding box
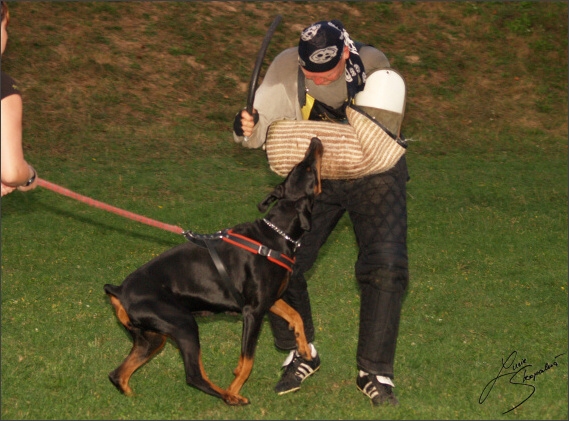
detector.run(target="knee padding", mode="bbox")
[355,242,408,292]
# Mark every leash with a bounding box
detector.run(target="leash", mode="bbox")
[38,178,297,309]
[38,177,296,307]
[37,178,184,235]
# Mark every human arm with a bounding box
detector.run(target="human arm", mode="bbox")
[1,93,38,195]
[359,45,390,73]
[233,47,301,149]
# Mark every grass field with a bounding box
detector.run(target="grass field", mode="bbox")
[1,1,567,420]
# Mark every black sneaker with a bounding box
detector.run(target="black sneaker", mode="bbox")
[275,350,321,395]
[356,373,399,406]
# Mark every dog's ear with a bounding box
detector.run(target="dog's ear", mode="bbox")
[295,197,313,231]
[257,184,284,212]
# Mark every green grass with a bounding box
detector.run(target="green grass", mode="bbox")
[2,1,567,420]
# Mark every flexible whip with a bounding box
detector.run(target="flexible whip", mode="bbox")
[246,14,282,114]
[37,178,184,234]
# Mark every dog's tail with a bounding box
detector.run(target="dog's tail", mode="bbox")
[104,284,121,297]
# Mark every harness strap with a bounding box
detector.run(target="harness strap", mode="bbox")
[182,230,223,248]
[223,229,295,272]
[205,239,246,308]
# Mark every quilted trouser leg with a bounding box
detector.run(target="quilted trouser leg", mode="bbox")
[356,282,406,378]
[349,157,409,378]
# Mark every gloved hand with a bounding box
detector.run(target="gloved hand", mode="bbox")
[233,109,259,137]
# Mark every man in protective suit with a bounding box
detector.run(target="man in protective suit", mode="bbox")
[233,19,409,406]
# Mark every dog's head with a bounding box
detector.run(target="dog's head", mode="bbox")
[258,137,323,230]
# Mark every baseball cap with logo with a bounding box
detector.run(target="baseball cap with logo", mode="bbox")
[298,20,345,72]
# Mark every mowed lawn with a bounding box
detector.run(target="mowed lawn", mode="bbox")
[1,2,567,420]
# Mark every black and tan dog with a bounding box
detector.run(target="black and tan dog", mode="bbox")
[104,137,323,405]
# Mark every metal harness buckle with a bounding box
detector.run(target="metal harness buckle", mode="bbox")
[257,244,270,256]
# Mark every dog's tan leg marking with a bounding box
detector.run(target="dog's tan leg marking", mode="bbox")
[109,294,132,328]
[276,274,290,298]
[270,299,312,360]
[198,351,248,405]
[107,295,167,396]
[224,355,253,405]
[112,333,167,396]
[233,355,244,377]
[199,351,248,405]
[197,351,226,396]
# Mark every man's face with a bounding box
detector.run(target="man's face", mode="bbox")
[301,46,348,86]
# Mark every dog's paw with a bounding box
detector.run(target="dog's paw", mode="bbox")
[109,372,134,396]
[223,394,250,406]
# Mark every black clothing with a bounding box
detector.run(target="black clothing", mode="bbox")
[1,71,21,100]
[268,72,410,377]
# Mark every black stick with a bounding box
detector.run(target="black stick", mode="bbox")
[246,15,283,114]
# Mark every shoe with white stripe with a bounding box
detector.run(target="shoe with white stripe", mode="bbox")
[356,371,399,406]
[275,344,320,395]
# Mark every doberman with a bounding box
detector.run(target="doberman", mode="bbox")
[104,137,323,405]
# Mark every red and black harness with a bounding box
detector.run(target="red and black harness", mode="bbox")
[183,221,298,308]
